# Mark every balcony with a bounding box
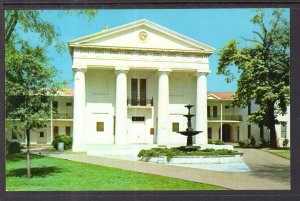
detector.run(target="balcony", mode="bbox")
[53,113,73,119]
[208,115,242,121]
[127,98,153,107]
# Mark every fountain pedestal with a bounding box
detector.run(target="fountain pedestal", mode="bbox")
[177,104,203,149]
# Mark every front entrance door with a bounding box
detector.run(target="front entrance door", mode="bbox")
[219,124,231,142]
[128,116,146,143]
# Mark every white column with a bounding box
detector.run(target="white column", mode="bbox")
[195,71,209,145]
[220,102,223,140]
[157,69,171,145]
[115,68,128,144]
[72,67,86,152]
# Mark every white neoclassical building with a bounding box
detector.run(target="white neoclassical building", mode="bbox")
[69,19,214,152]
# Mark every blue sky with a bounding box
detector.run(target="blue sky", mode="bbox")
[23,9,289,92]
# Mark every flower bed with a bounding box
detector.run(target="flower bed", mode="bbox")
[138,146,241,163]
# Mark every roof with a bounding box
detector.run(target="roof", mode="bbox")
[68,19,215,54]
[207,92,235,100]
[56,88,74,97]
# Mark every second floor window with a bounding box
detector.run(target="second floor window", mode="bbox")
[52,101,58,112]
[131,78,147,106]
[207,106,211,118]
[213,106,217,118]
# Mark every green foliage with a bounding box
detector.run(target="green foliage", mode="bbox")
[238,141,246,148]
[52,135,72,150]
[216,9,290,148]
[214,140,225,145]
[259,138,270,148]
[138,147,239,161]
[208,139,213,144]
[5,10,98,53]
[250,136,256,147]
[6,141,23,155]
[282,138,289,148]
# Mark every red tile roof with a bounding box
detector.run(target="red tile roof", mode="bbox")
[56,88,74,96]
[207,92,235,100]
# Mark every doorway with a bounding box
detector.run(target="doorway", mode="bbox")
[219,124,231,142]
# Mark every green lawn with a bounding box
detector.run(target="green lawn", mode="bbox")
[263,148,290,160]
[6,153,226,191]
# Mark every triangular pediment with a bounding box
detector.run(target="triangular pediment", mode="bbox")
[207,94,221,100]
[68,19,214,53]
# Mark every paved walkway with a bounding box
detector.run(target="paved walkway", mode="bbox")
[32,148,290,190]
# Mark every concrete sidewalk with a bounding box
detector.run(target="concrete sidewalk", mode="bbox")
[32,148,290,190]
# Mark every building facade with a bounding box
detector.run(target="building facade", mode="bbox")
[6,20,290,149]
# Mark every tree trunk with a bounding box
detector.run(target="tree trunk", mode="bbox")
[269,123,278,148]
[26,127,31,179]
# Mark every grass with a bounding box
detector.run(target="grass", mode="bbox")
[6,153,226,191]
[262,148,290,160]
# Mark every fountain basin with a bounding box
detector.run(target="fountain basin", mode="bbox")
[141,154,244,164]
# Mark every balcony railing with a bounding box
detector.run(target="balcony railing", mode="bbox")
[53,113,73,119]
[127,98,153,107]
[208,115,242,121]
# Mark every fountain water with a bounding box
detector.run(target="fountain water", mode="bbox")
[177,104,203,148]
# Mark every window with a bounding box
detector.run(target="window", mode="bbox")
[52,101,58,112]
[40,131,44,138]
[140,79,146,106]
[66,102,72,106]
[150,128,154,135]
[132,116,145,121]
[213,106,217,118]
[130,78,147,106]
[225,106,230,109]
[53,126,59,137]
[207,106,211,118]
[260,125,264,139]
[281,122,287,138]
[66,126,71,136]
[208,127,212,139]
[172,123,179,132]
[248,125,251,139]
[96,122,104,132]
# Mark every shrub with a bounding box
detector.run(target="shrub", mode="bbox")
[52,135,72,150]
[214,140,224,145]
[208,139,213,144]
[250,136,256,147]
[6,140,23,155]
[259,138,270,148]
[283,138,289,148]
[238,141,246,148]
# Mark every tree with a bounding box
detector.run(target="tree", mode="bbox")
[5,10,98,51]
[5,41,62,178]
[5,9,98,178]
[217,9,290,148]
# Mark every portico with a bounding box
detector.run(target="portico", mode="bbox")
[69,19,214,151]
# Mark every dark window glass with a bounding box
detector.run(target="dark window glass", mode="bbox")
[172,123,179,132]
[66,102,72,106]
[248,125,251,138]
[140,79,146,106]
[66,126,71,136]
[40,132,44,138]
[260,125,264,139]
[225,106,230,109]
[213,106,217,118]
[208,127,212,139]
[96,122,104,132]
[131,79,138,105]
[207,106,211,118]
[53,126,59,137]
[132,116,145,121]
[52,101,58,112]
[281,122,287,138]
